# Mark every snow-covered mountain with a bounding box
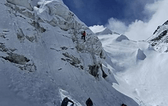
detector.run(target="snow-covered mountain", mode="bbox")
[98,22,168,106]
[147,20,168,52]
[0,0,138,106]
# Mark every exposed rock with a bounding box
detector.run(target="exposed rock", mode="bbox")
[62,52,81,67]
[61,46,68,50]
[0,43,16,52]
[153,26,161,35]
[148,20,168,52]
[17,28,25,43]
[151,30,167,42]
[26,36,36,42]
[2,53,30,65]
[0,43,8,52]
[163,20,168,25]
[89,64,108,78]
[100,64,108,78]
[89,64,99,78]
[29,21,46,33]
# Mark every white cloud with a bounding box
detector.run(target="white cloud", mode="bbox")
[105,0,168,41]
[89,25,106,33]
[125,20,148,40]
[106,18,127,34]
[126,0,168,40]
[144,1,161,14]
[89,19,127,34]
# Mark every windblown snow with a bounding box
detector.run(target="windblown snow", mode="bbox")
[0,0,139,106]
[98,25,168,106]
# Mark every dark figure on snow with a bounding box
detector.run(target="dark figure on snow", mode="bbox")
[61,97,74,106]
[81,31,86,42]
[86,98,93,106]
[121,103,127,106]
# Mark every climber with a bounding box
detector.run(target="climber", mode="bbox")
[81,31,86,42]
[61,97,74,106]
[86,98,93,106]
[121,103,127,106]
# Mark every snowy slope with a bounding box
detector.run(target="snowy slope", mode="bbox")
[0,0,138,106]
[98,32,168,106]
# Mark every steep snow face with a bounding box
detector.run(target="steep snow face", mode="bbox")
[98,33,168,106]
[147,20,168,52]
[0,0,138,106]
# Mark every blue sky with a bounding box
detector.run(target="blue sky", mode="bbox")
[63,0,168,41]
[63,0,154,26]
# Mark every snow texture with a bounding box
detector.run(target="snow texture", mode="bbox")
[98,30,168,106]
[0,0,138,106]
